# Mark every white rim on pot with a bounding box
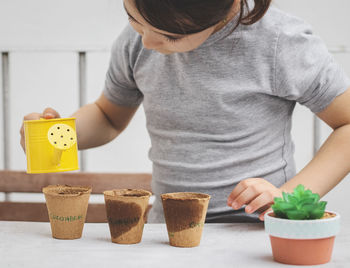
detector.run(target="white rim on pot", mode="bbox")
[264,211,340,239]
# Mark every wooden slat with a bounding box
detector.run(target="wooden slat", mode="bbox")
[0,202,108,222]
[0,202,49,222]
[0,201,152,223]
[0,170,152,193]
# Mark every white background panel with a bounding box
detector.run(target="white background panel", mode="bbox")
[86,52,110,103]
[274,0,350,49]
[0,0,126,50]
[9,52,78,170]
[84,52,151,172]
[0,55,4,169]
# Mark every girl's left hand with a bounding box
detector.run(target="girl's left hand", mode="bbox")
[227,178,282,221]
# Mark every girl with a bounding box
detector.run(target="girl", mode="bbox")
[21,0,350,223]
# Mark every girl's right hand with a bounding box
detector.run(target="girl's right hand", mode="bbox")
[20,107,61,152]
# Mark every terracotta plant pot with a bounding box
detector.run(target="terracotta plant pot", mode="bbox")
[43,185,92,239]
[104,189,151,244]
[265,211,340,265]
[161,192,211,247]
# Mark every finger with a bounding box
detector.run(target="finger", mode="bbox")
[227,178,259,206]
[20,124,25,151]
[42,107,60,119]
[245,191,275,214]
[231,182,266,210]
[20,134,26,152]
[23,112,42,121]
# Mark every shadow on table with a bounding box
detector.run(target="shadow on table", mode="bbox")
[257,254,275,263]
[218,222,265,232]
[94,237,111,243]
[92,236,170,246]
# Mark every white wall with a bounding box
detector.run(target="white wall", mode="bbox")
[0,0,349,216]
[274,0,350,49]
[0,0,126,50]
[0,54,4,170]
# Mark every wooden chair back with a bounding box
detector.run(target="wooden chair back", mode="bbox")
[0,170,152,222]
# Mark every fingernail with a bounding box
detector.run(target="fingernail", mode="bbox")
[227,198,233,206]
[45,113,54,118]
[231,202,239,210]
[259,215,264,221]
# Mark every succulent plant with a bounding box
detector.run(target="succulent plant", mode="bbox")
[271,184,327,220]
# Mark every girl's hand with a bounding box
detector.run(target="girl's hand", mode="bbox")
[20,107,61,151]
[227,178,282,221]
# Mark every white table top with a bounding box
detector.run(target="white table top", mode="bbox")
[0,221,349,268]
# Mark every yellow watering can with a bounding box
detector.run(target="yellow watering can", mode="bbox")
[24,118,79,173]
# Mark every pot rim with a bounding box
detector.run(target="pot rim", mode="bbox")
[161,192,211,201]
[103,189,152,199]
[42,184,92,196]
[265,211,340,223]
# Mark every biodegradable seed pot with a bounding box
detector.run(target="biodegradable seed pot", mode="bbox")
[42,185,92,239]
[264,185,340,265]
[103,189,152,244]
[161,192,211,248]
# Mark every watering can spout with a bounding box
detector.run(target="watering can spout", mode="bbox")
[48,123,77,167]
[52,149,63,166]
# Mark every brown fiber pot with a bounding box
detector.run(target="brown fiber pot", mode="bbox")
[43,185,92,239]
[104,189,151,244]
[265,211,340,265]
[161,192,211,248]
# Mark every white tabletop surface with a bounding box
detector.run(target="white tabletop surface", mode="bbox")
[0,221,349,268]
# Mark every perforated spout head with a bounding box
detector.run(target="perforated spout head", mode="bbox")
[48,123,77,150]
[47,123,77,166]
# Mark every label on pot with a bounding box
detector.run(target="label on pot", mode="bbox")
[50,214,83,222]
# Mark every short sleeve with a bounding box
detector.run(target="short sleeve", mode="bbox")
[274,20,350,113]
[103,25,144,107]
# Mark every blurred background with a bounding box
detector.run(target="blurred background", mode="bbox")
[0,0,349,216]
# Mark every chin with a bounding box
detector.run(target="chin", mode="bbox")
[156,49,174,55]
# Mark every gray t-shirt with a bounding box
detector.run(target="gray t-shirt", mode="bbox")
[103,6,350,223]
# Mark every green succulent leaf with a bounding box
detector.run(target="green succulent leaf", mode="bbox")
[301,204,318,213]
[277,202,295,211]
[313,194,320,203]
[286,210,308,220]
[273,197,283,203]
[274,210,287,219]
[298,197,316,206]
[293,185,305,198]
[310,209,326,219]
[317,201,327,212]
[271,184,327,220]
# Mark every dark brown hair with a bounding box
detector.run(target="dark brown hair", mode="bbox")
[133,0,272,35]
